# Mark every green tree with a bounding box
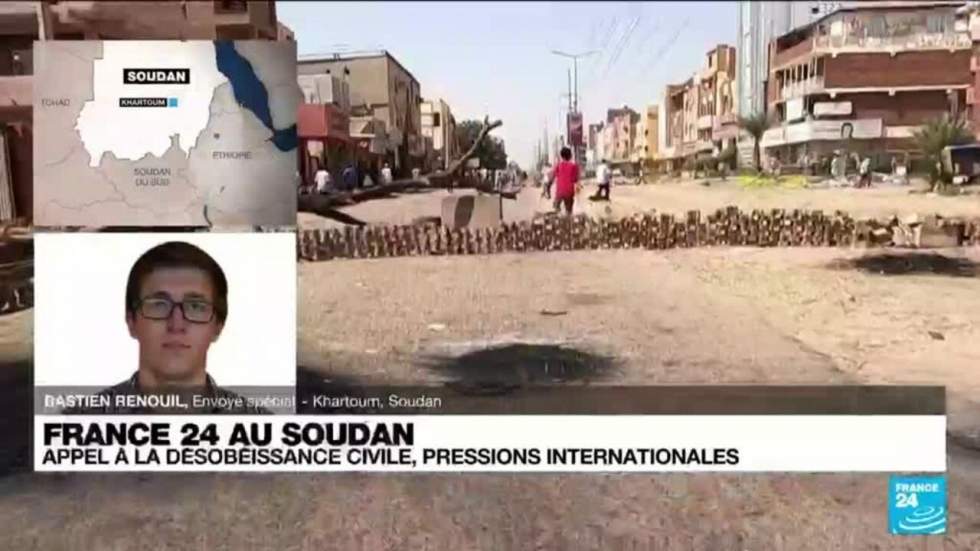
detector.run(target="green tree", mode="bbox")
[455,119,507,170]
[913,115,973,191]
[737,111,772,173]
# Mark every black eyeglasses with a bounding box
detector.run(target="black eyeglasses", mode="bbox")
[136,297,215,323]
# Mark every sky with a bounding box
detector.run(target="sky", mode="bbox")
[277,1,737,168]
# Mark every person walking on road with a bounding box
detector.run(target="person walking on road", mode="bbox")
[553,147,579,215]
[541,163,554,200]
[859,156,872,188]
[381,163,393,185]
[592,159,611,201]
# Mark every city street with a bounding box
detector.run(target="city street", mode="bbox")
[299,178,980,231]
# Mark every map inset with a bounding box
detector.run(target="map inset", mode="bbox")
[33,40,300,227]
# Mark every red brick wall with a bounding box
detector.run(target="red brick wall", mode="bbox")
[825,51,971,88]
[843,91,951,126]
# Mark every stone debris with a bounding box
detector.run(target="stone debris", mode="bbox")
[296,207,980,262]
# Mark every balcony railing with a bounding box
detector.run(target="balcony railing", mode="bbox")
[813,32,970,52]
[779,77,825,101]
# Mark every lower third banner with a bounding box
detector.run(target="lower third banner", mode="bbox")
[34,415,946,472]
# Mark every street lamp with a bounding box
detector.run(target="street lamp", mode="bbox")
[550,49,598,113]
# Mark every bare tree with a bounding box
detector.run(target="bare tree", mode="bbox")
[298,117,505,224]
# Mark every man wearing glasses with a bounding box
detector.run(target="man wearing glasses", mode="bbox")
[68,241,267,414]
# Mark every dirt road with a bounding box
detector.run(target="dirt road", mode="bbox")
[3,247,979,549]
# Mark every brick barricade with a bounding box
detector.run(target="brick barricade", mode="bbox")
[0,260,33,316]
[297,207,980,262]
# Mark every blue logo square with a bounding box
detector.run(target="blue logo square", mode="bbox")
[889,475,946,535]
[168,97,178,107]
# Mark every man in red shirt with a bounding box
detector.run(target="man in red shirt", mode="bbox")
[553,146,579,215]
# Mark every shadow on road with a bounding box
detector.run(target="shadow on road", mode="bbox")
[425,343,619,395]
[829,253,979,278]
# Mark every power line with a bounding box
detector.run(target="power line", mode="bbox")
[603,15,640,79]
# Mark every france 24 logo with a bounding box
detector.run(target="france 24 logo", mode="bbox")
[889,475,946,535]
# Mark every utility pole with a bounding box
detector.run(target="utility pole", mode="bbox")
[552,50,597,165]
[567,69,573,111]
[551,49,598,113]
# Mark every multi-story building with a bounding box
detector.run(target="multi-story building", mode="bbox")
[297,51,423,176]
[662,45,738,172]
[760,1,972,168]
[277,21,295,41]
[586,122,604,170]
[297,74,352,188]
[958,2,980,139]
[737,1,831,167]
[603,107,640,167]
[0,0,283,222]
[631,105,660,169]
[662,82,691,172]
[701,45,740,156]
[420,99,458,171]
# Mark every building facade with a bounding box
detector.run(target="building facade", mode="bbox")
[297,74,353,188]
[631,105,660,168]
[420,99,458,171]
[736,0,832,166]
[661,45,739,171]
[959,1,980,139]
[297,51,423,177]
[603,107,640,166]
[760,1,971,168]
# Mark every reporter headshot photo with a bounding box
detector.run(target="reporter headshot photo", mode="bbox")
[69,240,267,414]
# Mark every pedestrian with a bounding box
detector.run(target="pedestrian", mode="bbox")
[412,167,421,180]
[592,158,611,201]
[541,163,554,199]
[314,166,332,194]
[553,146,579,215]
[381,163,393,185]
[341,162,357,192]
[859,156,872,188]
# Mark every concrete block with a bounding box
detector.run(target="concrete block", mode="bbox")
[441,195,502,230]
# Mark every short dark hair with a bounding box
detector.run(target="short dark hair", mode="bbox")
[560,147,572,160]
[125,241,228,323]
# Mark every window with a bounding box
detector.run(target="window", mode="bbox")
[927,14,949,34]
[432,113,441,127]
[868,15,888,38]
[215,0,248,13]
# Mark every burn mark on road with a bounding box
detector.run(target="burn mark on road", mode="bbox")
[425,343,618,395]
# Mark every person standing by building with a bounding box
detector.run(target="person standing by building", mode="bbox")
[859,156,872,188]
[381,163,393,185]
[552,147,580,215]
[340,161,357,191]
[314,166,332,194]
